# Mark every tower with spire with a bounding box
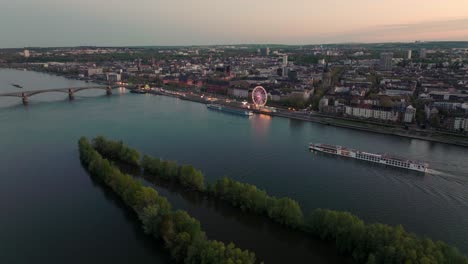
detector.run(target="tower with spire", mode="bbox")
[322,62,332,88]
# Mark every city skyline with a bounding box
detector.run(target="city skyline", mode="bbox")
[1,0,468,48]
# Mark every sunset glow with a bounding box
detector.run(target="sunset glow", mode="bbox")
[1,0,467,47]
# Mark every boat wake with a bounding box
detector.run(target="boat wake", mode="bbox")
[426,169,448,176]
[426,169,466,183]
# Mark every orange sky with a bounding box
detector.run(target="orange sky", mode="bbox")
[1,0,468,47]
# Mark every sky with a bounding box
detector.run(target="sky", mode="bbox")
[1,0,468,48]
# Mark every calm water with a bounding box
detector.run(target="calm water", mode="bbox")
[1,69,468,262]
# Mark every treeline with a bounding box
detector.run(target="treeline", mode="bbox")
[210,177,303,228]
[141,155,303,228]
[78,137,257,264]
[90,136,468,264]
[306,209,467,264]
[142,155,205,191]
[92,136,140,166]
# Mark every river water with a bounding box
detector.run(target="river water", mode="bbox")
[1,69,467,263]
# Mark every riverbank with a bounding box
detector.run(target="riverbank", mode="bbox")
[154,90,468,148]
[271,111,468,148]
[4,67,466,147]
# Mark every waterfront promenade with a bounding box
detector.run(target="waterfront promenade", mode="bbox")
[155,89,468,147]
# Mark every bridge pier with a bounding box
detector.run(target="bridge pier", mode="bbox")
[22,93,28,105]
[106,86,112,96]
[68,89,74,101]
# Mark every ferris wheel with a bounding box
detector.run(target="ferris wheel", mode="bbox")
[252,86,267,107]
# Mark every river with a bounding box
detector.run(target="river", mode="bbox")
[1,69,467,263]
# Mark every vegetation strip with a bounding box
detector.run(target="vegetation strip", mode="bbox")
[91,136,468,264]
[79,137,257,264]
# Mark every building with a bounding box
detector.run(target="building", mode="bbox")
[344,106,399,122]
[282,67,289,77]
[276,68,283,76]
[318,98,329,112]
[227,87,249,98]
[260,47,270,56]
[288,70,298,81]
[334,86,350,93]
[384,89,414,96]
[290,89,312,100]
[23,49,30,58]
[425,105,439,120]
[454,118,468,131]
[404,105,416,123]
[87,68,103,76]
[379,52,393,71]
[282,55,288,66]
[407,50,412,60]
[322,68,332,88]
[268,90,282,101]
[126,67,138,73]
[420,48,427,59]
[106,73,121,82]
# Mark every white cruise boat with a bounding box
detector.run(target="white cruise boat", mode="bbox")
[309,143,429,173]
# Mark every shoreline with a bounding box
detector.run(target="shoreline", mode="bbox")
[3,67,467,148]
[270,111,468,148]
[159,91,468,148]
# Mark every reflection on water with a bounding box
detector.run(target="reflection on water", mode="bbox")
[289,118,305,128]
[117,87,127,95]
[88,175,171,262]
[134,173,353,264]
[250,114,272,139]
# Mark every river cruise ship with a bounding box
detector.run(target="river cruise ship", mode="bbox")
[207,104,253,116]
[309,143,428,173]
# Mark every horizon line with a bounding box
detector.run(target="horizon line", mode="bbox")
[3,40,468,50]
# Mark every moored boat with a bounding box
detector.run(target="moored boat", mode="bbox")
[130,89,147,94]
[207,104,253,116]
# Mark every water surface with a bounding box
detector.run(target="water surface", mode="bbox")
[1,69,467,263]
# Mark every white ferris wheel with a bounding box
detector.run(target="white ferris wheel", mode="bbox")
[252,86,267,107]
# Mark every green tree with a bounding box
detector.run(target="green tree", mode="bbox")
[179,165,205,191]
[78,137,257,264]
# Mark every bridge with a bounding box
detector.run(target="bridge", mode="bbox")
[0,86,133,105]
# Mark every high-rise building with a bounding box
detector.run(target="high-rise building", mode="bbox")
[282,67,288,77]
[288,70,298,81]
[260,47,270,56]
[407,50,412,60]
[379,52,393,71]
[282,55,288,66]
[420,48,427,59]
[322,64,332,88]
[23,49,30,58]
